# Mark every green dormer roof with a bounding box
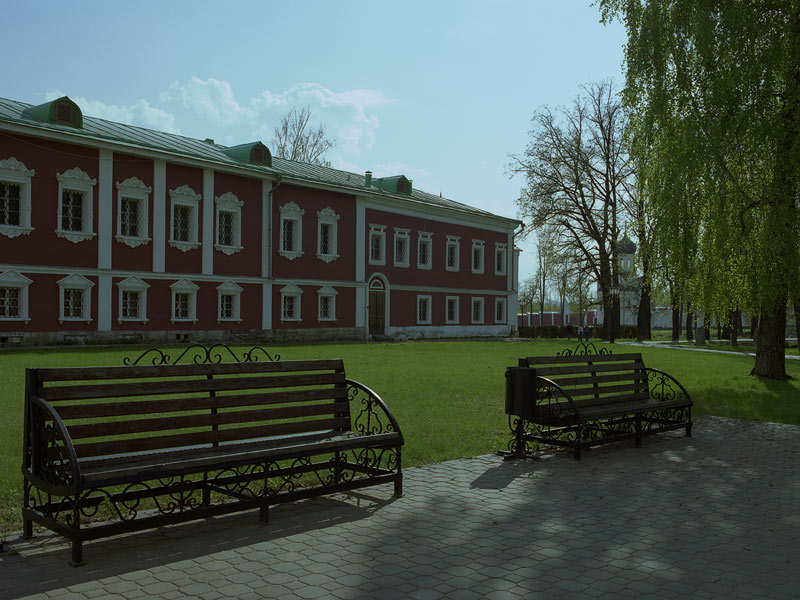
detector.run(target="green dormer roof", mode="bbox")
[221,141,272,167]
[21,96,83,128]
[374,175,412,195]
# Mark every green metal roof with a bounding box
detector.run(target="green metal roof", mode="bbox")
[0,95,518,225]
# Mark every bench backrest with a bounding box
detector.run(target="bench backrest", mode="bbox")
[518,352,649,409]
[26,359,351,460]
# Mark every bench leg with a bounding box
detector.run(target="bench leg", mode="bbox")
[635,418,643,448]
[259,504,269,526]
[23,517,33,539]
[394,475,403,498]
[69,540,85,567]
[686,421,693,437]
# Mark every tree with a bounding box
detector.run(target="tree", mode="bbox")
[271,106,335,166]
[600,0,800,378]
[509,81,632,341]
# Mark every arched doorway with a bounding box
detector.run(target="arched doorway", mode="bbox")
[367,275,387,335]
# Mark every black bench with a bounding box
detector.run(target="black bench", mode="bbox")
[504,351,691,460]
[22,358,403,565]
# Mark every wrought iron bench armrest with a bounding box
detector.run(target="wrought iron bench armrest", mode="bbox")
[643,368,693,405]
[25,395,81,493]
[534,376,582,420]
[346,379,404,443]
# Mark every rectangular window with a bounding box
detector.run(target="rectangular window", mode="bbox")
[0,182,21,227]
[417,295,432,324]
[63,289,84,319]
[220,294,234,320]
[218,211,234,246]
[120,197,140,238]
[472,241,485,274]
[369,227,386,265]
[61,190,84,232]
[174,204,192,242]
[0,287,20,318]
[471,297,484,324]
[282,219,296,252]
[417,233,432,269]
[121,290,140,319]
[446,296,459,324]
[495,298,507,323]
[319,223,331,255]
[446,238,460,271]
[174,293,190,320]
[283,295,296,320]
[319,295,331,319]
[495,244,508,276]
[394,229,410,267]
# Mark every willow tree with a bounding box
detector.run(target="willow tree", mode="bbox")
[600,0,800,378]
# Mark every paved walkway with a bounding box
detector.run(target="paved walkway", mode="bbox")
[3,416,798,599]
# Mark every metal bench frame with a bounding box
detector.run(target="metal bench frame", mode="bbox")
[22,353,403,565]
[503,349,692,460]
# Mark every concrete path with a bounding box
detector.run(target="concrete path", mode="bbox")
[3,416,798,599]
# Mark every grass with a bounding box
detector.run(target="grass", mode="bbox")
[2,339,800,536]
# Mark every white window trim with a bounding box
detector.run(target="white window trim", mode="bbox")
[417,231,433,270]
[57,273,94,323]
[0,269,32,322]
[56,168,97,243]
[0,157,35,239]
[117,275,149,323]
[317,285,338,322]
[170,279,199,323]
[115,177,152,248]
[215,191,244,255]
[495,297,508,324]
[471,240,485,274]
[279,201,304,260]
[316,207,340,262]
[217,280,243,322]
[446,236,460,272]
[445,296,459,325]
[280,283,303,322]
[417,294,432,325]
[471,297,484,324]
[393,228,410,268]
[169,185,201,252]
[495,243,508,276]
[369,225,386,266]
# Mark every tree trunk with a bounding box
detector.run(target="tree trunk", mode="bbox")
[671,298,680,342]
[728,309,739,347]
[637,281,652,342]
[686,311,694,342]
[751,304,787,379]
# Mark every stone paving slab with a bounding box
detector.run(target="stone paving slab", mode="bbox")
[2,416,798,599]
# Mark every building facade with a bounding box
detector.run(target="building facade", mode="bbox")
[0,95,521,345]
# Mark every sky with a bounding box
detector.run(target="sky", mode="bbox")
[1,0,627,282]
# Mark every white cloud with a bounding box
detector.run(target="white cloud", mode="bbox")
[160,77,256,126]
[162,79,394,155]
[46,90,181,133]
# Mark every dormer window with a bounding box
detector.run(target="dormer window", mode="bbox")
[54,101,78,126]
[250,145,269,165]
[221,142,272,167]
[22,96,83,129]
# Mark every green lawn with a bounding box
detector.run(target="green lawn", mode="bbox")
[2,339,799,535]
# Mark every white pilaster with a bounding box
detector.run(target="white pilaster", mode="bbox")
[355,198,365,282]
[153,159,166,273]
[202,169,214,275]
[97,274,112,331]
[262,180,271,279]
[262,283,272,330]
[98,150,113,269]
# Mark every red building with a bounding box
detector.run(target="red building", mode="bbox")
[0,95,521,344]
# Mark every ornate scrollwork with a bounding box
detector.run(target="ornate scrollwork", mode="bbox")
[123,344,280,366]
[30,404,74,487]
[646,368,687,402]
[557,342,612,357]
[350,383,395,436]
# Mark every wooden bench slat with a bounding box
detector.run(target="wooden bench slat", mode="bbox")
[521,353,645,365]
[563,382,648,399]
[38,372,346,402]
[74,417,351,458]
[33,359,345,382]
[55,388,347,420]
[67,400,349,439]
[548,371,647,388]
[572,390,651,407]
[531,361,644,377]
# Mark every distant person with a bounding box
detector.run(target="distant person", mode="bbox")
[578,325,584,340]
[566,324,573,340]
[585,326,591,342]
